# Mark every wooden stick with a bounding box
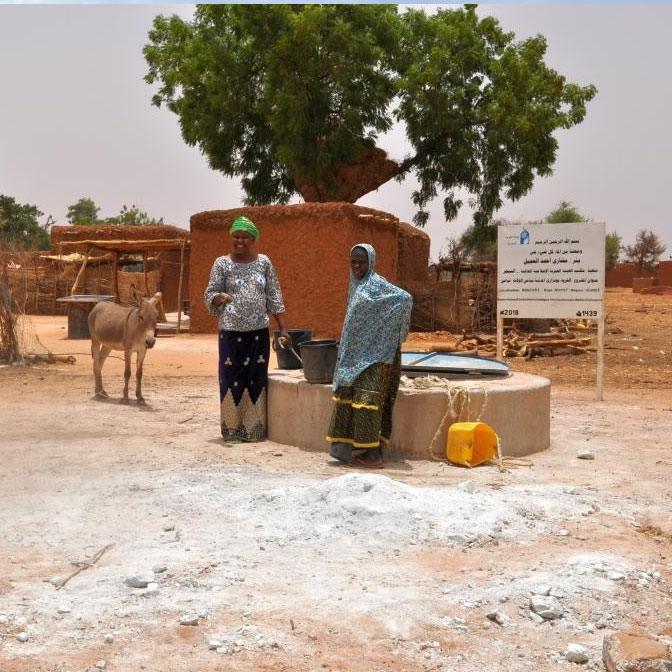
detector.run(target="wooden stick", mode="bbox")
[70,247,91,295]
[112,252,119,301]
[54,543,114,590]
[176,240,186,335]
[142,253,150,297]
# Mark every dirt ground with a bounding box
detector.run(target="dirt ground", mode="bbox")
[0,288,670,671]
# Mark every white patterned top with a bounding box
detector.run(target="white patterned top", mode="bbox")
[204,254,285,332]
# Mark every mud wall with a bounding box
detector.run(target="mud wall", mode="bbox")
[189,203,404,338]
[51,224,187,248]
[398,221,431,283]
[657,260,672,286]
[606,263,637,288]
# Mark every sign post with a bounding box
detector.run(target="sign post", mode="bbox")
[497,222,606,400]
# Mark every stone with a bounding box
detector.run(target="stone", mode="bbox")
[566,644,590,664]
[603,631,672,672]
[95,661,107,670]
[530,596,564,620]
[152,564,167,574]
[16,631,29,642]
[486,610,508,626]
[104,633,114,644]
[608,572,626,582]
[208,636,224,650]
[57,604,71,614]
[139,582,159,597]
[577,451,595,460]
[125,573,154,589]
[179,613,200,626]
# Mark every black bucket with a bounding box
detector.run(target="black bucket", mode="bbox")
[272,328,313,369]
[299,340,339,384]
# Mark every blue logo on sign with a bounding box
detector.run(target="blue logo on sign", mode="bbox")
[519,228,530,245]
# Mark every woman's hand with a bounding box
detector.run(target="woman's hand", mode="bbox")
[212,292,232,307]
[278,329,291,348]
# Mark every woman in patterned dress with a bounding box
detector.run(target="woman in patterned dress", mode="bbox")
[326,244,413,468]
[204,216,289,442]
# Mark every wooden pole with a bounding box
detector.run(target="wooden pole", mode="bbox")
[142,252,150,297]
[596,314,605,401]
[112,252,119,301]
[496,310,504,359]
[33,255,39,313]
[70,247,91,296]
[176,240,186,335]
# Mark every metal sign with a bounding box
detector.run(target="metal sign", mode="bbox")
[496,221,606,401]
[497,222,605,318]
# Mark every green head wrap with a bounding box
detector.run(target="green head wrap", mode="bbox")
[230,215,259,239]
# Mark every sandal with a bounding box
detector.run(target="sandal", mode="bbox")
[350,450,384,469]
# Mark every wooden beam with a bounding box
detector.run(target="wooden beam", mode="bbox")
[176,239,186,335]
[70,247,91,295]
[111,252,119,301]
[142,252,149,297]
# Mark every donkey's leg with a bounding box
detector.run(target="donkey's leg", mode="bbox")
[135,348,147,403]
[97,345,112,397]
[91,338,104,397]
[121,349,132,403]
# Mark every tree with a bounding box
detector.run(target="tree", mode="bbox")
[66,197,100,225]
[0,195,51,250]
[623,229,666,273]
[105,204,164,226]
[605,232,621,271]
[460,220,499,261]
[144,5,596,227]
[546,201,587,223]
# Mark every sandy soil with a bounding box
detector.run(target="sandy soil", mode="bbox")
[0,289,671,671]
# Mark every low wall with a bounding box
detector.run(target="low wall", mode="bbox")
[268,370,550,460]
[606,263,636,288]
[633,277,656,293]
[189,203,415,338]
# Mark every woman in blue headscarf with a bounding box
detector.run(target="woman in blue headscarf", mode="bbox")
[326,244,413,468]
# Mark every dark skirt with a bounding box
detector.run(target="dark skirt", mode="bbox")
[326,351,401,462]
[218,328,270,442]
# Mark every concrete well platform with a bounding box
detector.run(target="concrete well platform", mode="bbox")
[268,370,550,460]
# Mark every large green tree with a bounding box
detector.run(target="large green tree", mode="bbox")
[0,195,50,250]
[144,5,596,227]
[66,197,100,225]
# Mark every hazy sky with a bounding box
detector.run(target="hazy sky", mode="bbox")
[1,4,671,260]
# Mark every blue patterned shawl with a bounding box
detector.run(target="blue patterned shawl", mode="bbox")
[332,244,413,391]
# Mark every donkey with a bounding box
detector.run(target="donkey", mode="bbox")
[88,291,162,403]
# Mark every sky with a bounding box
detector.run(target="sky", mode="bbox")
[1,4,671,261]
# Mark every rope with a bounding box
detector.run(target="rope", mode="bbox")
[423,381,488,462]
[411,376,532,471]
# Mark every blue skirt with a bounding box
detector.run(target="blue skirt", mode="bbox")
[218,328,269,442]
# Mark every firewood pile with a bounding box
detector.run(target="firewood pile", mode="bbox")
[404,326,595,360]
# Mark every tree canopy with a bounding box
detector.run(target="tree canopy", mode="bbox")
[105,204,164,226]
[623,229,666,273]
[0,195,50,250]
[144,5,596,227]
[66,197,100,225]
[545,201,588,224]
[605,232,621,271]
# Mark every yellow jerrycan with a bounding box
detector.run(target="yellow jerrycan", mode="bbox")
[447,421,498,467]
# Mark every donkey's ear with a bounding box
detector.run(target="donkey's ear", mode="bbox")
[130,284,140,306]
[150,291,162,306]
